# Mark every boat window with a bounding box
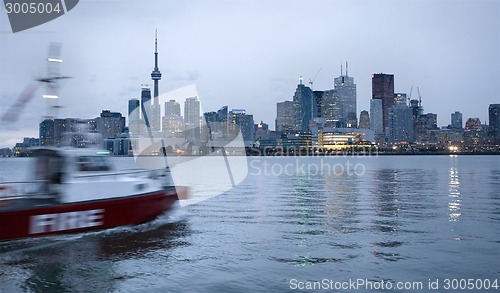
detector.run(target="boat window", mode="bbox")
[77,156,111,171]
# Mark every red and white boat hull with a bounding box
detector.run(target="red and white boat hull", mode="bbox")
[0,190,178,241]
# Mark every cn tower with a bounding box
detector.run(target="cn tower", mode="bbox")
[150,30,162,131]
[151,30,161,102]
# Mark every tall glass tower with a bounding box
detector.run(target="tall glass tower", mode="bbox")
[334,62,356,126]
[292,77,314,132]
[372,73,395,132]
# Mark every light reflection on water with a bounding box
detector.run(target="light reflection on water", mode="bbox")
[0,155,499,292]
[448,156,462,223]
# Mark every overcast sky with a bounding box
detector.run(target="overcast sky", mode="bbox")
[0,0,499,148]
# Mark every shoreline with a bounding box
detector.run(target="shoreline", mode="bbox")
[2,151,499,158]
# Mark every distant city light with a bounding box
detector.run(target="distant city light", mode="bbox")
[42,95,59,99]
[47,58,63,63]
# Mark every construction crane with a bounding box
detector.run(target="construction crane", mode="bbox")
[408,85,413,103]
[307,68,322,122]
[308,67,322,91]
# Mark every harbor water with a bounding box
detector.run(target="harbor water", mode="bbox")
[0,155,499,292]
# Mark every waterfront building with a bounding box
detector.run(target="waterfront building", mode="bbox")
[217,106,229,138]
[464,118,483,146]
[184,96,201,140]
[39,118,98,147]
[435,128,463,146]
[451,111,463,130]
[311,126,374,151]
[359,110,370,129]
[414,113,438,143]
[203,106,230,140]
[334,62,356,124]
[128,99,140,125]
[276,101,294,132]
[292,78,314,131]
[217,106,228,122]
[103,135,131,156]
[140,87,152,128]
[162,115,183,138]
[313,91,324,118]
[254,121,271,141]
[13,137,40,156]
[488,104,500,142]
[163,99,183,137]
[39,119,55,146]
[321,89,342,127]
[229,109,254,143]
[370,99,383,135]
[95,110,125,140]
[128,98,141,135]
[409,99,423,117]
[280,131,312,149]
[372,73,394,132]
[387,101,414,143]
[465,118,482,131]
[165,100,181,117]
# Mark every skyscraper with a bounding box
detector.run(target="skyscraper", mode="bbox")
[217,106,229,137]
[184,96,201,139]
[217,106,228,123]
[321,89,342,127]
[96,110,126,140]
[276,101,294,132]
[372,73,395,132]
[387,101,414,143]
[292,78,314,131]
[150,31,162,132]
[203,106,230,140]
[230,109,254,142]
[410,99,423,117]
[370,99,383,135]
[313,91,324,118]
[128,99,140,124]
[451,111,463,129]
[165,100,181,117]
[163,99,182,137]
[488,104,500,141]
[39,119,55,146]
[334,62,356,125]
[128,98,140,134]
[140,87,151,128]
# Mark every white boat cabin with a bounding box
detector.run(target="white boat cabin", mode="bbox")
[30,148,172,203]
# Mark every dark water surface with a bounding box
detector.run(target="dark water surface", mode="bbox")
[0,155,499,292]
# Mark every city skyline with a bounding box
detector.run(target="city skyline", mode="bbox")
[1,0,499,148]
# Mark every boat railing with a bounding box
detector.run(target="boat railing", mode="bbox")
[72,168,166,179]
